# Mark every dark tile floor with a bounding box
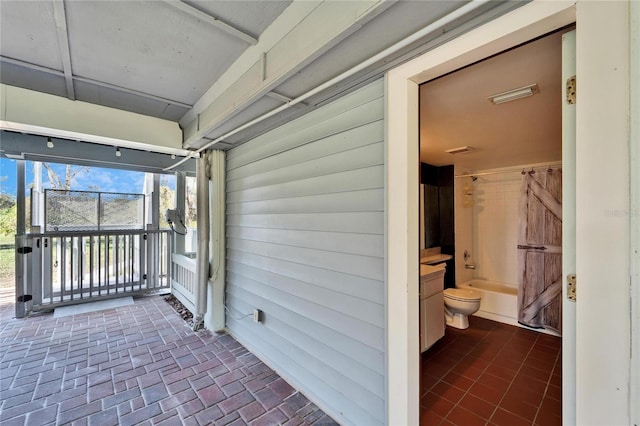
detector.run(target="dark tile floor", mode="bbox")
[421,316,562,426]
[0,289,336,425]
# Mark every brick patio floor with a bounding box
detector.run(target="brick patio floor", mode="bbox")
[0,289,337,425]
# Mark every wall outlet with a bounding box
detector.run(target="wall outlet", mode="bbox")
[253,309,263,323]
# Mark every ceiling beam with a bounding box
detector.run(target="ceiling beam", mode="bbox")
[0,55,192,109]
[1,120,189,157]
[1,84,184,154]
[0,55,64,77]
[0,131,196,174]
[71,75,192,110]
[163,0,258,45]
[180,0,393,149]
[51,0,75,101]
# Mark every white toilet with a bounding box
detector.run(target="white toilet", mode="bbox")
[443,288,481,329]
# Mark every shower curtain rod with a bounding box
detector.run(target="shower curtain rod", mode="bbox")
[455,164,562,179]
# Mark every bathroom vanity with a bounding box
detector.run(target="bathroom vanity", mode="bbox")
[420,264,446,352]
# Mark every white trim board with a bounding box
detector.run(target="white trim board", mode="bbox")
[53,297,134,318]
[387,1,635,424]
[385,1,578,424]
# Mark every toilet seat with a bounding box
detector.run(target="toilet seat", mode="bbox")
[444,288,481,302]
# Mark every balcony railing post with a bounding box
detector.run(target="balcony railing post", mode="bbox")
[140,232,146,288]
[14,235,27,318]
[31,236,42,308]
[21,229,171,312]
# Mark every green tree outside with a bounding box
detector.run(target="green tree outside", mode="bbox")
[0,176,16,287]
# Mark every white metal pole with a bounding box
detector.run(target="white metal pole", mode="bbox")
[15,160,26,317]
[195,153,210,329]
[175,172,186,255]
[208,150,226,332]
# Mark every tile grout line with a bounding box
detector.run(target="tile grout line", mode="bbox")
[488,331,560,425]
[531,346,561,425]
[423,322,559,425]
[434,323,517,425]
[480,328,537,425]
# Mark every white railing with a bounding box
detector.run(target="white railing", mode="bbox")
[171,252,197,315]
[16,230,171,315]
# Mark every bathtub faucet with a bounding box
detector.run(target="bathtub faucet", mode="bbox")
[463,250,471,262]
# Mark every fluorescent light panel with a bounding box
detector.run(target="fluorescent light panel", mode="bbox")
[446,146,473,155]
[489,83,539,104]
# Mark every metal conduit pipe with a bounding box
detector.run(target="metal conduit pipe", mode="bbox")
[194,153,210,330]
[164,0,491,171]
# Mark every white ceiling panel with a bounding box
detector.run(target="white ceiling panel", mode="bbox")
[188,0,291,37]
[0,1,62,69]
[162,103,193,123]
[419,30,564,171]
[1,0,535,162]
[0,0,293,124]
[73,80,188,121]
[64,1,248,105]
[0,60,68,98]
[275,0,466,98]
[203,95,286,144]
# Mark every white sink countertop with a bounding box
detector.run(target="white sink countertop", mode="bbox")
[420,264,445,297]
[420,263,446,279]
[420,253,453,265]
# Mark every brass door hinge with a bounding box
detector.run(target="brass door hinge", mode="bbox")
[567,274,577,301]
[566,75,576,104]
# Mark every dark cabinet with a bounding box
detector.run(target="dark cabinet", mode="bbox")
[421,163,455,289]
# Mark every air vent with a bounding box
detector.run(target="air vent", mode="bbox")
[445,146,473,155]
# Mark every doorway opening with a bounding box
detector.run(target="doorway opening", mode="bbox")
[417,28,569,423]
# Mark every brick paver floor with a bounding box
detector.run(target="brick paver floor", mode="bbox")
[0,290,337,425]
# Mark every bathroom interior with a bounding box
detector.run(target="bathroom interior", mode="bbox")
[418,28,568,424]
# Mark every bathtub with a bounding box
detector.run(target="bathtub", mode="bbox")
[458,279,518,325]
[458,279,561,336]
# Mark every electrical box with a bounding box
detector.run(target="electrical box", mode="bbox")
[165,209,181,224]
[253,309,263,323]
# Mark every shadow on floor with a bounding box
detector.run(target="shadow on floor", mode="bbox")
[420,316,562,426]
[0,291,337,425]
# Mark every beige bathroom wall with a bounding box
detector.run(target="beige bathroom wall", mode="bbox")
[454,165,474,285]
[472,170,522,286]
[456,163,560,287]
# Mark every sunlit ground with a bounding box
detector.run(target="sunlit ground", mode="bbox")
[0,235,13,289]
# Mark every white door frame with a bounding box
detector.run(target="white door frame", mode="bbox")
[561,28,576,426]
[386,1,633,424]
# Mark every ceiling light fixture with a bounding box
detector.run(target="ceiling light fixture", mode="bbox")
[115,147,122,157]
[46,137,54,149]
[488,83,539,104]
[445,146,474,155]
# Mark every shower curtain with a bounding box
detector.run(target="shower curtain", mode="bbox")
[517,168,562,334]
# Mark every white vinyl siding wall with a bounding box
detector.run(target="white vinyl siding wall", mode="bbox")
[225,79,385,425]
